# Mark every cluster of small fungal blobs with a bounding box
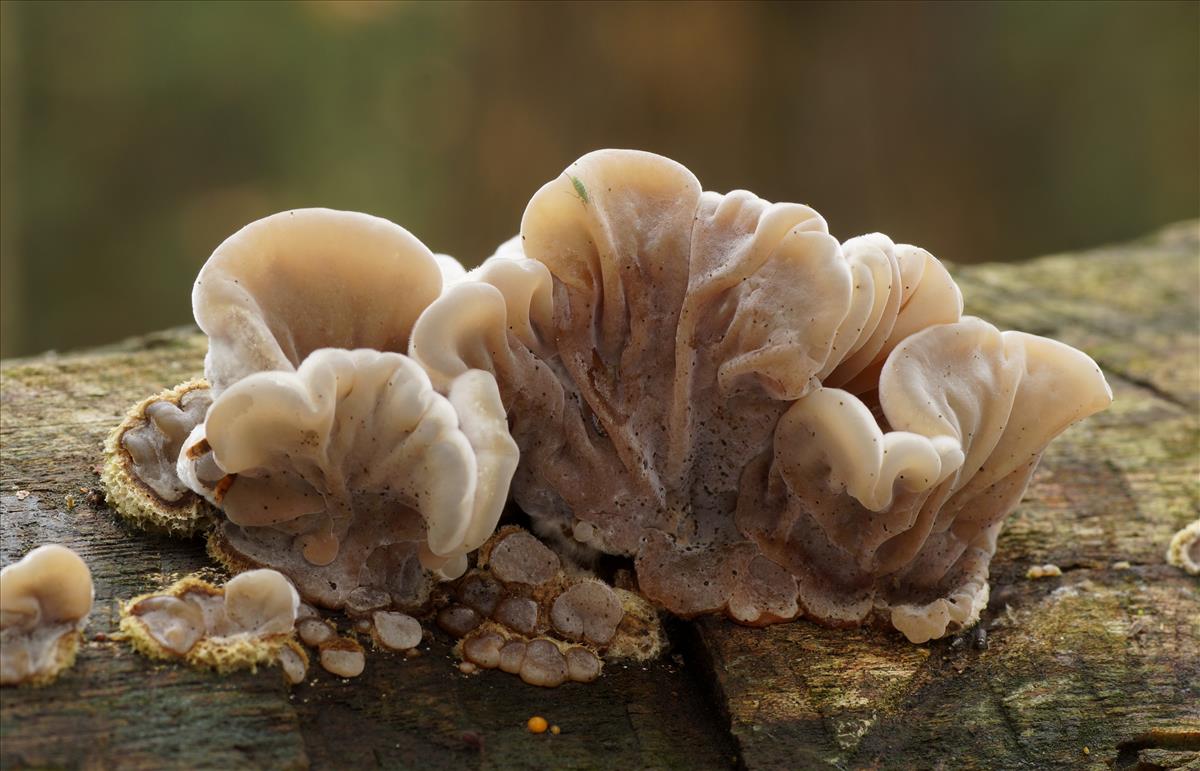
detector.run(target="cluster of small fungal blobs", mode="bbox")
[101,382,655,687]
[114,528,661,688]
[435,527,663,687]
[118,569,434,683]
[302,592,427,679]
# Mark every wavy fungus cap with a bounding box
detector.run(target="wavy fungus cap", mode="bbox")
[175,208,515,610]
[178,348,517,610]
[105,209,460,536]
[412,148,1112,642]
[193,207,448,394]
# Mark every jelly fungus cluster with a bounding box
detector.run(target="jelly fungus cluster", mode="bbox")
[100,150,1111,689]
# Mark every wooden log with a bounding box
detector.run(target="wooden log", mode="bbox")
[2,222,1197,769]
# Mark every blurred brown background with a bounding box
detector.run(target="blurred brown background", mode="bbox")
[1,0,1197,358]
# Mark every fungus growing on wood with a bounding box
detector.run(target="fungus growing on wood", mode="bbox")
[158,208,518,612]
[120,569,308,684]
[298,617,336,648]
[412,148,1113,642]
[1167,519,1200,575]
[178,348,517,611]
[102,379,214,535]
[371,611,423,651]
[318,636,366,678]
[102,155,1112,662]
[0,545,94,686]
[442,528,664,687]
[1026,564,1064,580]
[103,208,462,541]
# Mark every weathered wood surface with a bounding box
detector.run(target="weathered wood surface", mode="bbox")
[2,222,1197,770]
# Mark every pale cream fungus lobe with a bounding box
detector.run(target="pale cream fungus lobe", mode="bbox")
[1,545,94,686]
[1026,564,1063,580]
[1167,519,1200,575]
[171,208,518,613]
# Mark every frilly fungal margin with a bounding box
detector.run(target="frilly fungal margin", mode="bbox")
[182,348,517,609]
[101,151,1113,676]
[413,148,1113,643]
[172,208,516,612]
[102,207,519,661]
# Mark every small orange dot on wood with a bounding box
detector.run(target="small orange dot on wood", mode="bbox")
[527,716,548,734]
[550,725,561,735]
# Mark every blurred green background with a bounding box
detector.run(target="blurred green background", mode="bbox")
[1,0,1197,359]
